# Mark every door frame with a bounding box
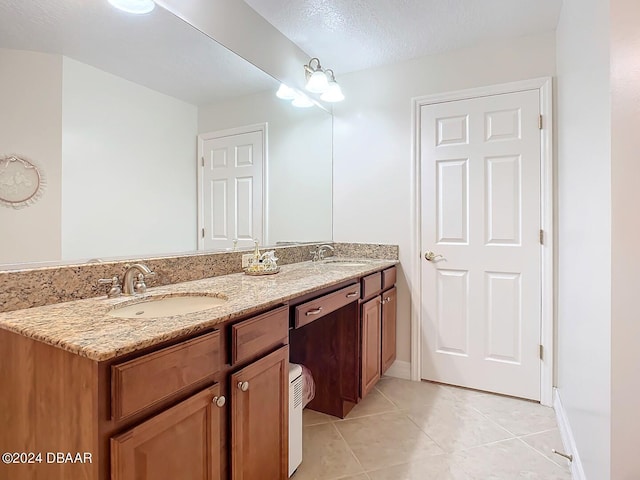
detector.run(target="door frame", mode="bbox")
[410,77,554,406]
[196,123,268,251]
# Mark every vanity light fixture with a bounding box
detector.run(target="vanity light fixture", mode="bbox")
[107,0,155,14]
[320,69,345,103]
[304,58,330,93]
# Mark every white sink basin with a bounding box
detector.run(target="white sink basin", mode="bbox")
[322,259,370,267]
[109,294,228,319]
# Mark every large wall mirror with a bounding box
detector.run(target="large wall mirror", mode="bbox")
[0,0,332,269]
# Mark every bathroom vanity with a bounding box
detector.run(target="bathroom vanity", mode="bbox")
[0,259,397,480]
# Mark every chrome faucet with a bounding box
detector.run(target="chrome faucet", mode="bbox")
[311,244,335,262]
[122,263,155,295]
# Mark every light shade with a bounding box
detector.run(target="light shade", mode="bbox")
[276,83,296,100]
[108,0,155,14]
[320,81,345,102]
[292,92,314,108]
[305,70,329,93]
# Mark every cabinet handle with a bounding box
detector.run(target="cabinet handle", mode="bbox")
[385,297,391,303]
[213,395,226,407]
[305,307,323,316]
[380,298,386,305]
[237,381,249,392]
[346,292,358,298]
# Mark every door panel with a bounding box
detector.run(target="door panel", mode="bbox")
[420,89,541,400]
[360,297,381,398]
[201,129,263,250]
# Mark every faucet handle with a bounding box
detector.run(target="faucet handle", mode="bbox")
[133,273,147,294]
[98,276,122,298]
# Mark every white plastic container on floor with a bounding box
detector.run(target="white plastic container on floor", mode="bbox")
[289,363,303,477]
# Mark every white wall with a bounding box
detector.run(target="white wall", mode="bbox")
[0,49,63,265]
[61,57,198,260]
[198,92,332,245]
[332,33,556,364]
[555,1,612,478]
[610,0,640,478]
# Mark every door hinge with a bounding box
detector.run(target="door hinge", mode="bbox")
[201,156,205,167]
[539,344,544,360]
[539,229,544,245]
[538,115,543,130]
[202,228,205,238]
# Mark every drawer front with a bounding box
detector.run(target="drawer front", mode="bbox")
[382,266,397,291]
[231,305,289,365]
[295,283,361,328]
[361,272,382,300]
[112,330,221,422]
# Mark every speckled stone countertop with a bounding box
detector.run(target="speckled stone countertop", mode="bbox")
[0,259,397,362]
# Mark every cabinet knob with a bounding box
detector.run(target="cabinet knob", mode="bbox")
[237,381,249,392]
[212,395,226,408]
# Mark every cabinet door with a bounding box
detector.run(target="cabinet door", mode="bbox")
[231,345,289,480]
[381,287,397,374]
[111,383,223,480]
[361,297,381,398]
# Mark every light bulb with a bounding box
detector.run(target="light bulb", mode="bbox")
[108,0,155,14]
[305,70,329,93]
[276,84,296,100]
[320,81,345,102]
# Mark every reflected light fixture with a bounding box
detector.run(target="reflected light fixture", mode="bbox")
[291,91,314,108]
[320,69,345,103]
[276,83,296,100]
[107,0,156,14]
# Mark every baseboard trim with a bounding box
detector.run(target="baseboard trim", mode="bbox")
[554,388,586,480]
[384,360,411,380]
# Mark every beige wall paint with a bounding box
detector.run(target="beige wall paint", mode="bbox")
[332,33,556,364]
[0,49,62,265]
[610,0,640,477]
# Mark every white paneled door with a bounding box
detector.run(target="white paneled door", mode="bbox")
[420,90,542,400]
[199,128,264,251]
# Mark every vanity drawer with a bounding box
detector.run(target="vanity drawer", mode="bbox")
[231,305,289,365]
[382,266,397,290]
[295,283,361,328]
[111,330,221,422]
[361,272,382,300]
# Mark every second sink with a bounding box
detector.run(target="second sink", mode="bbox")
[109,294,228,319]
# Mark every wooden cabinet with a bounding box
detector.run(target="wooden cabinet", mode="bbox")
[231,345,289,480]
[381,287,397,374]
[360,297,382,397]
[111,384,223,480]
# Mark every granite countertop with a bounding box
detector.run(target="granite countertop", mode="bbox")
[0,259,397,361]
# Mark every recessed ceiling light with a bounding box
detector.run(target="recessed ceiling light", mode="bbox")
[108,0,155,14]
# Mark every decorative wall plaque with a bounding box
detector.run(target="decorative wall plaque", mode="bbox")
[0,155,46,209]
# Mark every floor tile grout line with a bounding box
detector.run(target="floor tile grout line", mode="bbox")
[330,421,369,478]
[372,385,402,409]
[466,404,522,438]
[516,436,572,471]
[402,409,449,453]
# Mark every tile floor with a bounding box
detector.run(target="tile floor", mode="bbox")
[292,377,571,480]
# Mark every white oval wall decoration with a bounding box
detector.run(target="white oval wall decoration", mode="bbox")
[0,155,46,209]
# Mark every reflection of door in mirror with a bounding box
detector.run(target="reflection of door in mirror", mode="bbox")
[198,125,265,251]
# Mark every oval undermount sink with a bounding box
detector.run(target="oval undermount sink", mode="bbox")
[109,294,228,319]
[322,259,370,267]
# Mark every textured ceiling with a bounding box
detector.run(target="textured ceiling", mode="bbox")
[243,0,562,74]
[0,0,277,106]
